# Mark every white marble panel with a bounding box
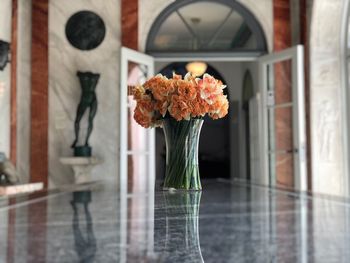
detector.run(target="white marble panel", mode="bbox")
[49,0,120,188]
[16,0,32,183]
[310,0,348,197]
[0,0,12,157]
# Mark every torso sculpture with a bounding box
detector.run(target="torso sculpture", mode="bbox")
[71,71,100,156]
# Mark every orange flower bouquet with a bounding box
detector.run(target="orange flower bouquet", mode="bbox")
[133,72,229,190]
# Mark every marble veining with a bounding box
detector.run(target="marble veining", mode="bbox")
[49,0,120,188]
[310,0,347,197]
[1,180,350,262]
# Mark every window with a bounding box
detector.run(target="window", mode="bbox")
[146,0,267,53]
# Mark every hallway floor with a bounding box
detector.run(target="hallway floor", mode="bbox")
[0,180,349,262]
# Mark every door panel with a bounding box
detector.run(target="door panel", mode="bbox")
[120,48,155,195]
[258,45,307,191]
[120,47,155,263]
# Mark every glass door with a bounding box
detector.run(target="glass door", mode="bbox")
[119,47,155,262]
[258,45,307,191]
[120,47,155,195]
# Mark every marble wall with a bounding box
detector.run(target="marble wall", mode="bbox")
[48,0,120,188]
[138,0,273,52]
[0,0,12,157]
[310,0,348,197]
[16,0,32,183]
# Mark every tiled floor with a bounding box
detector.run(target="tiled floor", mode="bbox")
[0,180,350,262]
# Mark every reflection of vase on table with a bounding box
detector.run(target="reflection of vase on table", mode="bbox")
[163,191,203,262]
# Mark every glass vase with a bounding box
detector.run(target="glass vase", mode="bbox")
[163,118,203,191]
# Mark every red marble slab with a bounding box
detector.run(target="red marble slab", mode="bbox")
[122,0,138,50]
[275,107,293,151]
[10,0,17,165]
[274,0,291,51]
[30,0,48,188]
[274,0,293,189]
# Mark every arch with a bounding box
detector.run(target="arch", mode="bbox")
[146,0,267,54]
[155,62,231,180]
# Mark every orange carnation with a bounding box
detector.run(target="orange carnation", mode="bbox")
[197,73,226,104]
[169,94,192,121]
[133,95,155,128]
[209,95,229,120]
[190,97,209,117]
[177,81,197,100]
[132,72,229,127]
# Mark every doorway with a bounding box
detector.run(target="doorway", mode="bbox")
[120,0,307,192]
[154,62,231,180]
[144,0,267,182]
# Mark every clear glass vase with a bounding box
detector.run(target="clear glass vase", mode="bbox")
[163,118,203,191]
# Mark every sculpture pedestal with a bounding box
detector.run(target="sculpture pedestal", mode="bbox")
[0,183,43,196]
[60,157,102,184]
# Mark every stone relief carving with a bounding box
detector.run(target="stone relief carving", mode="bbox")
[318,100,339,161]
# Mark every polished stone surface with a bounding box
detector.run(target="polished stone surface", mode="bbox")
[1,180,350,262]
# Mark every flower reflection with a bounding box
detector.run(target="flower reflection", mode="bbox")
[156,191,204,262]
[70,191,96,263]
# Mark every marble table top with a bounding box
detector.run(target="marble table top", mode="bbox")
[0,180,349,262]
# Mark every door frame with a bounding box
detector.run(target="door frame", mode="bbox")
[151,45,307,192]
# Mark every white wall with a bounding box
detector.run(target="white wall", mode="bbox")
[48,0,121,188]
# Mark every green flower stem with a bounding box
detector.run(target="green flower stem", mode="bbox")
[163,118,203,191]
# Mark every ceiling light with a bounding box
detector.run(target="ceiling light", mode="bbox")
[186,61,207,77]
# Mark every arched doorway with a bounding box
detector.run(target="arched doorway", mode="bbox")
[154,62,230,180]
[145,0,267,181]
